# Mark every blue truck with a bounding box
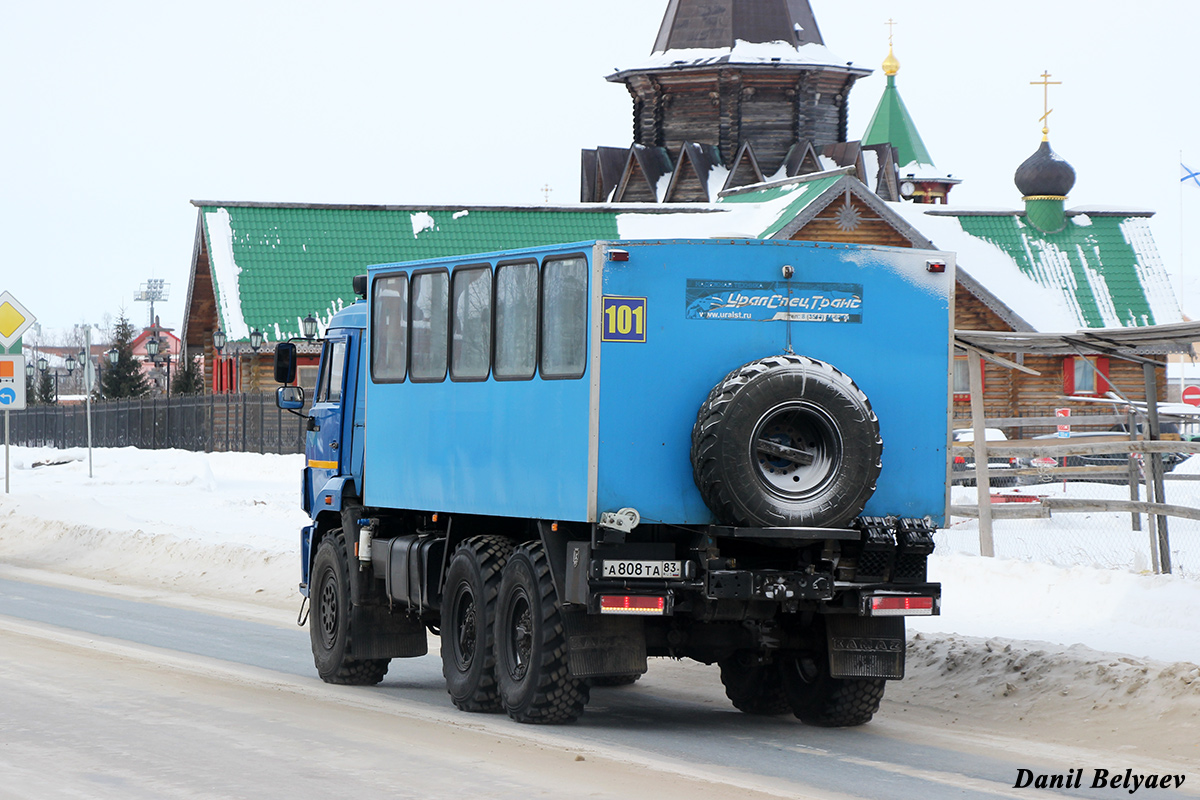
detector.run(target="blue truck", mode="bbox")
[274,238,951,726]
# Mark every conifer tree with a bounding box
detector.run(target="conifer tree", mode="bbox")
[36,368,55,404]
[101,313,149,399]
[172,355,204,395]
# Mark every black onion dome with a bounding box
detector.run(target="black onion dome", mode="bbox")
[1015,140,1076,197]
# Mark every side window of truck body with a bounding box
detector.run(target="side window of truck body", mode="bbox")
[316,338,347,403]
[372,274,408,383]
[540,255,588,380]
[410,269,449,382]
[451,265,492,381]
[494,260,538,381]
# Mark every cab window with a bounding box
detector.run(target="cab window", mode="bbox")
[317,339,347,403]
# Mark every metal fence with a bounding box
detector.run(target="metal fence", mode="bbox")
[5,393,307,455]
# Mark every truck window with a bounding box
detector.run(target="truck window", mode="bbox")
[540,256,587,380]
[494,261,538,380]
[317,339,347,403]
[372,274,408,383]
[451,266,492,381]
[411,270,449,382]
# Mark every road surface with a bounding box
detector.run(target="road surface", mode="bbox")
[0,570,1194,800]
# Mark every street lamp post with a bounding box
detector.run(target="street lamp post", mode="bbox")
[212,329,226,394]
[249,328,263,392]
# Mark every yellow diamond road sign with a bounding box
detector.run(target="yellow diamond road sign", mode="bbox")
[0,292,35,349]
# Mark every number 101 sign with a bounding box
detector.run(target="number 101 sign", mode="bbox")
[601,296,647,343]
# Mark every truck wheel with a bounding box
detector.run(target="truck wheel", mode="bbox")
[779,655,886,727]
[691,355,882,528]
[441,535,514,712]
[718,654,790,715]
[495,542,590,724]
[310,532,390,685]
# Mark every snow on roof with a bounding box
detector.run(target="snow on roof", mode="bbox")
[894,203,1183,332]
[204,209,251,341]
[898,161,958,182]
[615,175,837,239]
[892,204,1086,332]
[619,39,862,75]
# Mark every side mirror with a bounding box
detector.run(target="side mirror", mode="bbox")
[274,342,297,384]
[276,385,305,410]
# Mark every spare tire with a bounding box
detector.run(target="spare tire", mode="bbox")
[691,355,882,528]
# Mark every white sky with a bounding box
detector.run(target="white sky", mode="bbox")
[3,0,1199,335]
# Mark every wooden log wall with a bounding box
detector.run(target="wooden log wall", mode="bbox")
[624,67,859,176]
[953,286,1167,435]
[788,193,914,248]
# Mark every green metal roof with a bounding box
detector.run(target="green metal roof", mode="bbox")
[717,175,844,238]
[862,75,934,168]
[954,212,1176,328]
[198,204,623,342]
[193,179,876,344]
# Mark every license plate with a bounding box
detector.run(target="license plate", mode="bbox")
[601,560,681,579]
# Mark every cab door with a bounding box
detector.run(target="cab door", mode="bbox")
[306,335,349,511]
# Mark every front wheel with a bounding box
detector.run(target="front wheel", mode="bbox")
[309,532,389,685]
[494,542,589,724]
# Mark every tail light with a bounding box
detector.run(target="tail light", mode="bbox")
[600,595,666,615]
[954,456,966,464]
[867,595,936,616]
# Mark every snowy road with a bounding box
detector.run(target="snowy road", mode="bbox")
[2,572,1195,800]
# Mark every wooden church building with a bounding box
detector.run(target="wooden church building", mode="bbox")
[182,0,1183,428]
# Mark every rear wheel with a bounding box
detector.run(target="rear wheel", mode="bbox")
[718,653,790,715]
[441,535,514,712]
[310,532,389,685]
[779,654,886,727]
[495,542,589,723]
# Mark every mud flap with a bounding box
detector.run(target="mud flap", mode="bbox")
[348,604,429,660]
[825,616,905,680]
[561,610,647,679]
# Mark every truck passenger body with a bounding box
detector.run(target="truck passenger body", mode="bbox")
[277,238,951,726]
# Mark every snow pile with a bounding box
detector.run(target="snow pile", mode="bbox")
[0,447,307,605]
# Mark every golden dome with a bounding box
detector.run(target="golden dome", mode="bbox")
[882,45,900,76]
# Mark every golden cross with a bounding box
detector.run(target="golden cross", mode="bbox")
[886,18,897,47]
[1030,70,1062,140]
[542,183,552,203]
